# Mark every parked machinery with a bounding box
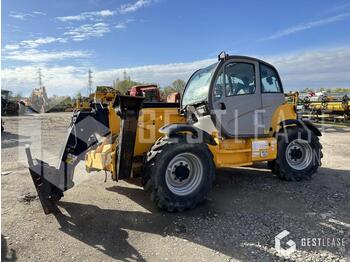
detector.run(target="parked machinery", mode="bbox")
[94,86,120,105]
[302,93,350,121]
[1,90,26,116]
[128,84,162,102]
[29,86,49,113]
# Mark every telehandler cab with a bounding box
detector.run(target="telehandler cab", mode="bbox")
[26,52,322,214]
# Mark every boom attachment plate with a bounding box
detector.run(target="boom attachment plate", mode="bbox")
[115,95,145,180]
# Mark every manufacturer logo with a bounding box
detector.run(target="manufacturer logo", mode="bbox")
[275,230,296,256]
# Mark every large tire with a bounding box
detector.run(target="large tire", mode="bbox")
[267,160,277,174]
[274,127,322,181]
[142,135,215,212]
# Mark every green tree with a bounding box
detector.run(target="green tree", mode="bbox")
[62,96,72,105]
[171,79,186,94]
[115,79,140,94]
[75,91,82,100]
[300,88,315,93]
[160,79,186,99]
[333,88,350,92]
[161,86,176,99]
[12,92,23,100]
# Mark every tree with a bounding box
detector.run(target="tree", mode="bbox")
[161,86,176,100]
[160,79,186,100]
[12,92,23,100]
[333,88,350,92]
[62,96,72,105]
[75,91,82,100]
[114,79,140,94]
[171,79,186,94]
[300,88,315,93]
[113,72,142,94]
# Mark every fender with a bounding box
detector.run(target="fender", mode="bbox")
[280,119,322,136]
[159,123,217,145]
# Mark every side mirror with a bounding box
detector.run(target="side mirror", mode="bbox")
[218,51,228,61]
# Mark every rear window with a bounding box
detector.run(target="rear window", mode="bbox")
[260,64,282,93]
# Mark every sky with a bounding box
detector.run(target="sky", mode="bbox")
[1,0,350,96]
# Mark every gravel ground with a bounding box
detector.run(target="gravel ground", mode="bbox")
[1,113,350,261]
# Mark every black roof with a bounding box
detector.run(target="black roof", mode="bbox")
[221,55,278,71]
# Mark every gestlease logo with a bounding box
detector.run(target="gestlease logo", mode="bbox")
[275,230,296,256]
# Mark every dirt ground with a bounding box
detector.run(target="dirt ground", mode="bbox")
[1,112,350,261]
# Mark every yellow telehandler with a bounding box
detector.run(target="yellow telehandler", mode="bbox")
[26,52,322,214]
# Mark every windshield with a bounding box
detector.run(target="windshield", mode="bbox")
[182,62,218,106]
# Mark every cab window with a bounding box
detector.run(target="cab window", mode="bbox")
[224,62,256,96]
[182,62,218,106]
[260,64,282,93]
[213,70,224,101]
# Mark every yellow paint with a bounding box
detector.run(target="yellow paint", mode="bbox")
[308,101,350,112]
[75,100,90,111]
[134,107,185,155]
[85,143,113,172]
[86,103,294,175]
[209,137,276,168]
[87,106,185,178]
[108,103,120,135]
[270,103,297,134]
[285,92,299,105]
[94,91,116,104]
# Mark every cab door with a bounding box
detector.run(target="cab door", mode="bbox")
[259,63,285,130]
[211,58,264,137]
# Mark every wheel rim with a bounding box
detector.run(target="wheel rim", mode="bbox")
[285,139,313,170]
[165,152,203,196]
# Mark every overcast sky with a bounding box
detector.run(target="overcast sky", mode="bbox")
[2,0,350,96]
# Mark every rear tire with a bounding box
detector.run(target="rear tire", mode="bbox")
[142,135,215,212]
[274,127,322,181]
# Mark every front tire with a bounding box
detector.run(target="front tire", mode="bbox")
[142,135,215,212]
[274,127,322,181]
